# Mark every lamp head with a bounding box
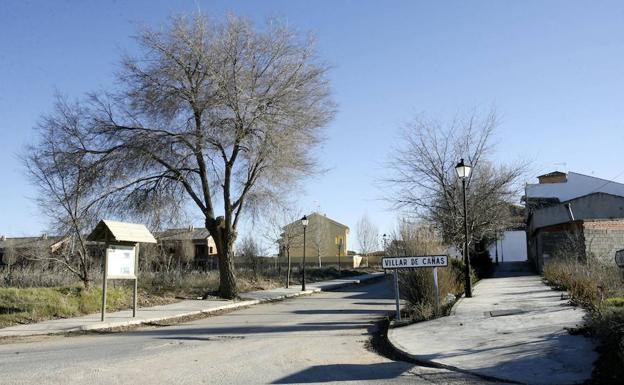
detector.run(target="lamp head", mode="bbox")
[455,158,472,179]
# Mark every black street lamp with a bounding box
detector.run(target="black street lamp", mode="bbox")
[455,158,473,298]
[301,215,309,291]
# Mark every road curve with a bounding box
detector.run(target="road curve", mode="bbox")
[0,277,508,384]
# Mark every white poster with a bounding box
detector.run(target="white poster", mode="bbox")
[106,245,136,279]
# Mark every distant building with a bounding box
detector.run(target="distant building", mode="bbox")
[0,234,67,266]
[156,226,218,269]
[524,171,624,272]
[279,212,357,267]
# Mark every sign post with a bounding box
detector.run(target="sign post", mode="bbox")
[102,244,138,321]
[87,220,157,322]
[393,269,401,321]
[382,255,449,320]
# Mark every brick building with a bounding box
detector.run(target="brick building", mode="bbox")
[524,171,624,272]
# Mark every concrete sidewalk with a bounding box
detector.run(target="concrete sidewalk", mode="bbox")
[388,262,598,385]
[0,272,383,338]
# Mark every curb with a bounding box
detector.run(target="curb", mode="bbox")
[79,299,261,332]
[386,323,527,385]
[1,273,384,338]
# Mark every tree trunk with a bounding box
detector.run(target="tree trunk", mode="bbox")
[82,277,91,291]
[217,248,238,299]
[209,221,239,299]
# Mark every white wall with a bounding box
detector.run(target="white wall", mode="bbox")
[488,230,527,262]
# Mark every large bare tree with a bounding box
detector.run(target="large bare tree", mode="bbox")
[386,109,526,250]
[30,15,335,298]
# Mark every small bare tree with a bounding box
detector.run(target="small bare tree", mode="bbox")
[239,235,261,280]
[264,204,302,288]
[310,216,330,267]
[386,109,526,251]
[31,14,335,298]
[23,99,102,290]
[356,214,379,256]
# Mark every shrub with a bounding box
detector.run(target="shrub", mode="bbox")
[398,260,464,321]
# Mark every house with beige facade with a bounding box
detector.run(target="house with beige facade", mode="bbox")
[278,212,363,267]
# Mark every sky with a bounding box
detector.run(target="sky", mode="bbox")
[2,0,624,252]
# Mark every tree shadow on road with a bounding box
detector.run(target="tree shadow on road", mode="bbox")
[270,362,411,384]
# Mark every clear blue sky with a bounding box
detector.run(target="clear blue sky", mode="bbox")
[2,1,624,251]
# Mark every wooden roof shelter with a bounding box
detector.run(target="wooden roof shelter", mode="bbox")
[87,220,157,244]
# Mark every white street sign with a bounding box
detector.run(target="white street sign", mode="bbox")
[106,245,136,279]
[382,255,448,269]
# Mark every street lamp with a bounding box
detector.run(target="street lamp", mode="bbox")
[455,158,473,298]
[301,215,309,291]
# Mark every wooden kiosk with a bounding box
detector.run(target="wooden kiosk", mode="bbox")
[87,220,157,321]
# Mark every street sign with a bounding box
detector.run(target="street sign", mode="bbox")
[382,255,448,269]
[615,249,624,268]
[382,255,450,321]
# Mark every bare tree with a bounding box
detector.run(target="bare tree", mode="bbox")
[239,235,261,280]
[264,204,302,288]
[386,109,526,250]
[309,216,330,267]
[23,99,103,290]
[32,15,335,298]
[356,214,379,256]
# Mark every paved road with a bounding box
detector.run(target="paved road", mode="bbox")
[0,277,508,384]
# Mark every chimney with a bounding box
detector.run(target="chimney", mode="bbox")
[537,172,567,184]
[41,233,48,240]
[188,225,194,232]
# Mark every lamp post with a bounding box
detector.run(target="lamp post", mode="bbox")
[455,158,473,298]
[494,230,499,265]
[301,215,309,291]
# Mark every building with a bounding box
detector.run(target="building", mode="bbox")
[0,234,67,266]
[156,226,218,269]
[279,212,356,267]
[524,171,624,272]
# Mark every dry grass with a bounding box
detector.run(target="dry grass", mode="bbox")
[543,258,623,310]
[543,257,624,384]
[0,264,371,328]
[0,285,177,328]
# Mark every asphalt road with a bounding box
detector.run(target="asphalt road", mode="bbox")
[0,277,509,384]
